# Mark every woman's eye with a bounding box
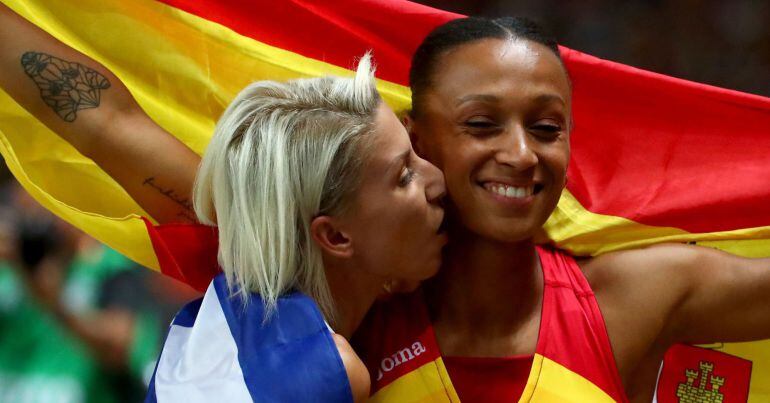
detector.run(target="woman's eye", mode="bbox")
[466,120,494,128]
[464,119,497,129]
[398,167,415,187]
[532,124,561,132]
[530,121,563,139]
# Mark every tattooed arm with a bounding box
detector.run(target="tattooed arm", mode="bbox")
[0,3,201,223]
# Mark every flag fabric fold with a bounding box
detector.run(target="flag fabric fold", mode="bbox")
[147,274,351,402]
[1,0,769,400]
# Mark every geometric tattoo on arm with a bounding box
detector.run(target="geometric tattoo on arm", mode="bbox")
[20,51,111,122]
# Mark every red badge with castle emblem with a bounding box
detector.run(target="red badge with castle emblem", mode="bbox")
[656,344,752,403]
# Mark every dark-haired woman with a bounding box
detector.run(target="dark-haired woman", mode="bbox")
[3,6,770,402]
[353,17,770,403]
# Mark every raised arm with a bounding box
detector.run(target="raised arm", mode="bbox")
[0,3,201,223]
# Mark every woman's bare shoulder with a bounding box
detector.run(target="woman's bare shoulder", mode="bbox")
[332,333,371,403]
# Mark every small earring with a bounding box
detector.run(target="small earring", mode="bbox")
[382,279,395,294]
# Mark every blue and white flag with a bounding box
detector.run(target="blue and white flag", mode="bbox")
[146,274,353,402]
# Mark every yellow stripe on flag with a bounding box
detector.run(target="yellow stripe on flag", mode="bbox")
[0,0,410,270]
[3,0,768,270]
[0,99,160,269]
[546,190,770,258]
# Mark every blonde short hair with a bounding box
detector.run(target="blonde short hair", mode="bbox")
[193,54,380,321]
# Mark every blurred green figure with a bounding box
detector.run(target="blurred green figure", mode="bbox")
[0,185,194,403]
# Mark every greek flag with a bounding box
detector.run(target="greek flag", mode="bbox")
[146,274,352,402]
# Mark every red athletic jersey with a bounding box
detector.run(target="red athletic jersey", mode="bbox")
[444,355,533,402]
[353,246,628,402]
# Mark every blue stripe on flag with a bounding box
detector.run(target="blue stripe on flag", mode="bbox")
[172,297,203,327]
[212,275,353,402]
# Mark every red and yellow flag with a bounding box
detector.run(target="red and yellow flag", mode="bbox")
[1,0,769,401]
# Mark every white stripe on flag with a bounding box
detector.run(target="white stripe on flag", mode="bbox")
[154,284,252,402]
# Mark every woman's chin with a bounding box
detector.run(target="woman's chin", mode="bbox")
[461,216,542,244]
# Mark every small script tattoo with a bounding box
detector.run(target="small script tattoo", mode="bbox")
[143,177,196,221]
[20,51,111,122]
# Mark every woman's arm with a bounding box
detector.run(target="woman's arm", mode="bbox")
[588,243,770,363]
[332,333,371,402]
[0,3,201,223]
[660,245,770,343]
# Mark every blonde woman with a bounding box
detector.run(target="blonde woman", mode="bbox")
[0,7,446,401]
[142,55,446,402]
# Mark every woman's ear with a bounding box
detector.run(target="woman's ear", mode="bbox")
[310,215,354,258]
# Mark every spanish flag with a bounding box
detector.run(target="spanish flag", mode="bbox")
[1,0,769,401]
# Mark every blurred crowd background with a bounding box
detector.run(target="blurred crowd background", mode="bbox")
[0,182,199,402]
[0,0,767,402]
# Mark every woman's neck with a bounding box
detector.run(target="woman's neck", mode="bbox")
[424,228,543,352]
[324,261,384,339]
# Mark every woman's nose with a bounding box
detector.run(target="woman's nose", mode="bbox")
[494,127,538,170]
[421,158,446,203]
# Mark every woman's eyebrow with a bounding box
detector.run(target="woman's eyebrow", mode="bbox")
[533,93,566,107]
[388,149,411,174]
[455,94,499,106]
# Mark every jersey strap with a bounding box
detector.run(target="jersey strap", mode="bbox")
[530,247,627,402]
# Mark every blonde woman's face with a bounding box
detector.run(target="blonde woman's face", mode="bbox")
[343,103,447,286]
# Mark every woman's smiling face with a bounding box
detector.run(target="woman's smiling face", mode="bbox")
[410,38,572,242]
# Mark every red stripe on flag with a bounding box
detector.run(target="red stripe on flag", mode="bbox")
[144,218,220,292]
[155,0,459,85]
[155,0,770,233]
[564,49,770,232]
